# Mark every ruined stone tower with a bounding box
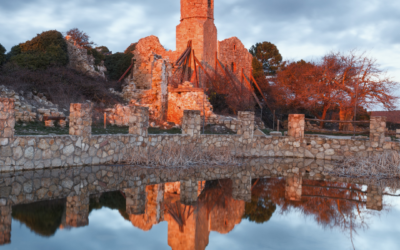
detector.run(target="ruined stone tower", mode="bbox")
[176,0,218,66]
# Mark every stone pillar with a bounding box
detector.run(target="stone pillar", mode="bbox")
[288,114,305,139]
[237,112,255,139]
[366,185,383,211]
[0,202,11,245]
[69,103,92,137]
[128,104,149,137]
[65,193,90,227]
[285,175,302,201]
[156,184,165,223]
[125,186,146,215]
[180,180,198,205]
[370,116,386,147]
[232,176,252,202]
[0,98,15,139]
[182,110,201,136]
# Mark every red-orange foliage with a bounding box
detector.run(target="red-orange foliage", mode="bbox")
[273,52,398,128]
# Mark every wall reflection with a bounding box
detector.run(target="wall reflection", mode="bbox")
[0,176,390,248]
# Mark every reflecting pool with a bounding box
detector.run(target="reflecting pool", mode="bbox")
[0,158,399,249]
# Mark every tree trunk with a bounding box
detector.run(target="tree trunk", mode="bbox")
[319,105,329,128]
[339,106,354,131]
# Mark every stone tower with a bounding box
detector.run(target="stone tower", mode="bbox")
[176,0,218,66]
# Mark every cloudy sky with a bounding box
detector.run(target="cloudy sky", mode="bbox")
[1,0,400,106]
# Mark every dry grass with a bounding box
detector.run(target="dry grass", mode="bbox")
[124,143,238,167]
[331,151,400,180]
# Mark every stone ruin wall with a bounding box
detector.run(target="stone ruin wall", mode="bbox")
[218,37,253,79]
[65,38,107,79]
[167,82,214,125]
[126,36,177,90]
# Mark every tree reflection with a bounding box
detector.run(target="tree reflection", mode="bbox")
[12,199,65,237]
[243,179,276,224]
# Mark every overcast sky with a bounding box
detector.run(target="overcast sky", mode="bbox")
[1,0,400,108]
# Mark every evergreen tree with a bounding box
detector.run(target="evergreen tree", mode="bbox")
[250,42,282,76]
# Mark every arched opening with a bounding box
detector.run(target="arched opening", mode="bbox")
[208,0,211,8]
[234,45,236,51]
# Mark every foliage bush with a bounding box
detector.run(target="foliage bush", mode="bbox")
[0,43,5,65]
[87,47,105,66]
[95,46,110,53]
[124,43,137,54]
[7,30,68,70]
[104,53,133,81]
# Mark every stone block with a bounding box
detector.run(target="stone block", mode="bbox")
[0,99,15,139]
[69,103,92,137]
[288,114,305,139]
[237,111,255,139]
[182,110,201,136]
[370,116,386,147]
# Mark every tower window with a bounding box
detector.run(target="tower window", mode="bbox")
[231,62,236,72]
[208,0,211,8]
[234,45,236,51]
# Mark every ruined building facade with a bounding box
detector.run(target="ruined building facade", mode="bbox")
[121,0,253,125]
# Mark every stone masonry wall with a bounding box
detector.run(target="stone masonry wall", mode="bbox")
[69,103,92,138]
[128,105,149,137]
[182,110,201,136]
[218,37,253,79]
[288,114,305,139]
[370,116,386,147]
[0,98,14,139]
[237,112,255,139]
[0,104,400,171]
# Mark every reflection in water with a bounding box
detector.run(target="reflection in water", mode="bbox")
[0,163,395,249]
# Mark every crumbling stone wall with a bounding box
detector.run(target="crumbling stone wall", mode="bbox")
[66,39,106,79]
[218,37,253,78]
[167,82,214,125]
[127,36,176,90]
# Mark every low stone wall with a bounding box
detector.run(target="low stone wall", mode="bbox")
[0,100,398,172]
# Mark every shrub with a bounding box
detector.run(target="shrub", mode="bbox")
[87,48,105,66]
[124,43,137,54]
[96,46,109,53]
[0,43,5,65]
[104,53,133,81]
[8,30,68,69]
